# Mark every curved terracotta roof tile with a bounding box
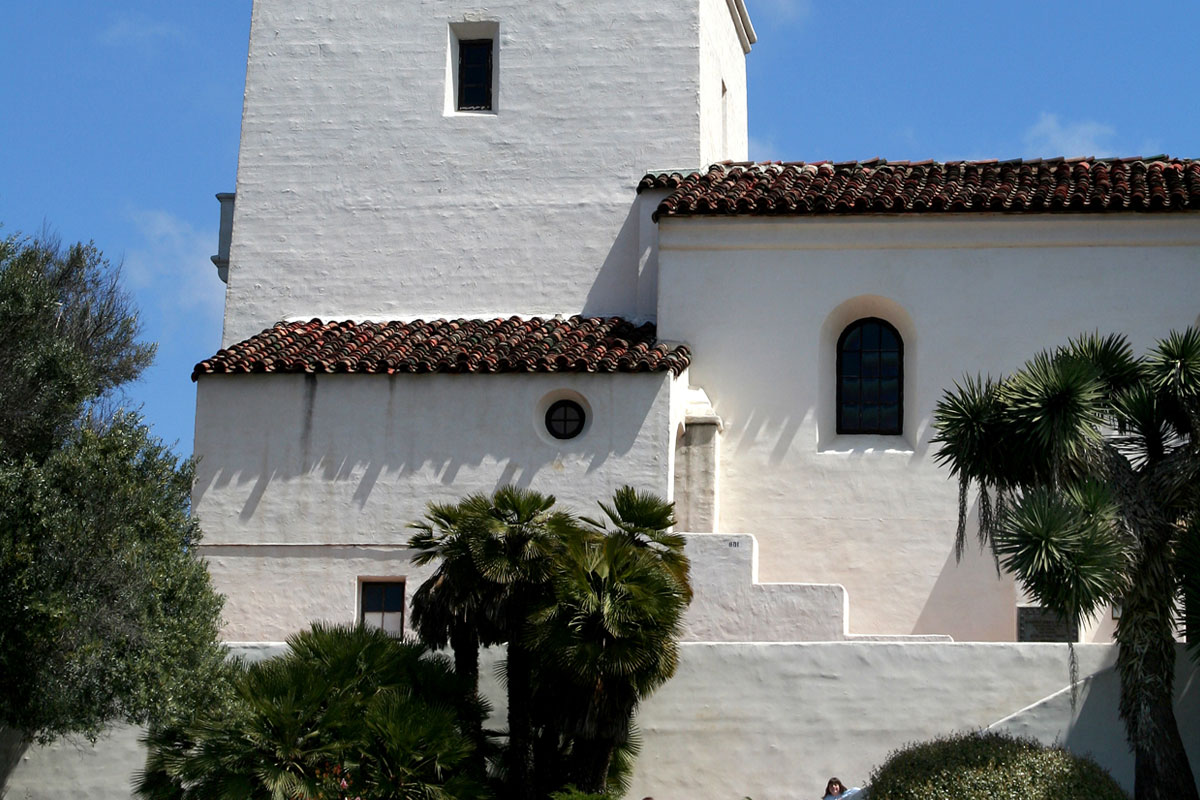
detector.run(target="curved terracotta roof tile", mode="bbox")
[193,316,691,381]
[639,156,1200,219]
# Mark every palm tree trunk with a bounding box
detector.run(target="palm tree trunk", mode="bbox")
[506,641,534,800]
[1117,543,1199,800]
[449,625,484,779]
[449,625,480,692]
[1130,691,1197,800]
[572,737,615,795]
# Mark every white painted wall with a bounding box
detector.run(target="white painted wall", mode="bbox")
[699,0,749,164]
[203,545,432,642]
[656,213,1200,639]
[13,643,1194,799]
[627,643,1199,799]
[222,0,750,344]
[193,372,677,640]
[684,534,849,641]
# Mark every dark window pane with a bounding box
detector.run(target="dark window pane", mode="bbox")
[458,40,493,110]
[862,322,881,350]
[838,318,903,435]
[881,350,900,378]
[842,404,859,427]
[861,352,880,379]
[546,400,586,439]
[462,43,489,67]
[881,379,899,405]
[463,64,487,86]
[384,584,404,611]
[362,584,383,613]
[862,380,879,404]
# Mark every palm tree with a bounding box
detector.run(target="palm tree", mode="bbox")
[426,487,570,800]
[410,501,505,693]
[530,489,690,794]
[410,499,507,781]
[136,624,487,800]
[932,330,1200,800]
[582,485,691,602]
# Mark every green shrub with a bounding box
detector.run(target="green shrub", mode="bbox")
[868,730,1128,800]
[549,787,610,800]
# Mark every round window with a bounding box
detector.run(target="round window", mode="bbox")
[545,399,586,440]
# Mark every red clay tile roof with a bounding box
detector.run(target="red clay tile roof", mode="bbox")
[639,156,1200,219]
[192,317,690,380]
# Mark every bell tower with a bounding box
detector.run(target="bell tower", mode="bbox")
[220,0,754,344]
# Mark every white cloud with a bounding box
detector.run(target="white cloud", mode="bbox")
[748,135,780,161]
[752,0,813,24]
[98,15,182,49]
[1023,113,1116,158]
[122,210,225,333]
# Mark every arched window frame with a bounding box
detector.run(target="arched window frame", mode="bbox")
[836,317,904,436]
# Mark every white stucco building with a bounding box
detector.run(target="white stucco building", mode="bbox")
[13,1,1199,798]
[192,0,1200,649]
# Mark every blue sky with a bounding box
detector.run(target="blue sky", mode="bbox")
[2,1,1198,457]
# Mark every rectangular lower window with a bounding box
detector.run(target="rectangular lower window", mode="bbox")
[457,39,493,111]
[1017,606,1076,642]
[361,580,405,636]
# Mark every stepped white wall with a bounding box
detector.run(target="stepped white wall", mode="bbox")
[11,643,1196,799]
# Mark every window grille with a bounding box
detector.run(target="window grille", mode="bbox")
[837,317,903,435]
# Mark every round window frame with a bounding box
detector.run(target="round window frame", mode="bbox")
[534,389,593,445]
[544,399,587,440]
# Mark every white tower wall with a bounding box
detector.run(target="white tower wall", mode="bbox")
[222,0,752,344]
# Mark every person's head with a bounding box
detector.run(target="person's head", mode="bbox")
[825,778,844,796]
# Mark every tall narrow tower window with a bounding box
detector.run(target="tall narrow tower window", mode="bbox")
[458,39,493,111]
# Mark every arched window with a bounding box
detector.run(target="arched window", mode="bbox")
[837,317,902,435]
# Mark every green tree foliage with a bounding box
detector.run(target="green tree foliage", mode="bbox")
[137,624,489,800]
[0,233,225,745]
[868,731,1129,800]
[932,331,1200,800]
[0,417,227,742]
[409,486,690,799]
[0,234,154,462]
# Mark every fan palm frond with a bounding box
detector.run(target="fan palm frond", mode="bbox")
[583,486,690,599]
[137,625,484,800]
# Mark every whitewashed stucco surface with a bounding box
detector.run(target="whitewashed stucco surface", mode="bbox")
[221,0,749,344]
[10,643,1195,799]
[626,643,1198,799]
[194,372,676,544]
[656,213,1200,640]
[193,372,678,640]
[684,533,849,642]
[698,0,749,164]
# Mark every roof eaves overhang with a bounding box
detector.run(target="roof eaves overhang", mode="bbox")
[725,0,756,54]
